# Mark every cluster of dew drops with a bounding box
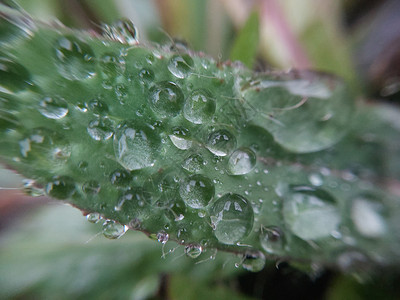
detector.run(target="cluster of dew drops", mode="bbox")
[3,18,389,271]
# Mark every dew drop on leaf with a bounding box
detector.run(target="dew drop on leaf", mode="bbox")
[179,174,214,209]
[209,193,254,244]
[206,129,237,157]
[227,147,256,175]
[102,220,127,239]
[54,36,95,80]
[38,96,68,119]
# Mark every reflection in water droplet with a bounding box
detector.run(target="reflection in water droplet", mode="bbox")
[227,148,256,175]
[185,244,203,258]
[169,126,192,150]
[242,252,266,272]
[138,68,154,84]
[102,220,127,239]
[206,129,236,157]
[260,226,285,254]
[39,96,68,119]
[87,118,114,141]
[113,121,160,170]
[86,212,101,223]
[102,19,139,45]
[183,89,216,124]
[82,180,101,194]
[157,230,169,244]
[54,36,95,80]
[22,179,44,197]
[282,185,341,240]
[46,175,75,199]
[99,53,125,79]
[351,197,386,238]
[182,153,205,173]
[179,174,214,209]
[210,193,254,245]
[0,57,31,92]
[149,81,184,118]
[167,54,194,78]
[87,98,108,115]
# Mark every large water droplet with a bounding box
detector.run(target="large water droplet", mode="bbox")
[0,57,31,92]
[351,197,386,238]
[167,54,194,78]
[46,175,75,199]
[206,129,237,157]
[227,147,256,175]
[179,174,214,209]
[38,96,68,119]
[282,185,341,240]
[242,252,266,272]
[149,81,184,118]
[209,193,254,244]
[87,118,114,141]
[102,220,127,239]
[260,226,285,254]
[54,36,95,80]
[113,121,160,170]
[183,89,216,124]
[169,126,192,150]
[185,244,203,258]
[181,153,205,173]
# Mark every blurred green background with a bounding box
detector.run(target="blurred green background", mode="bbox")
[1,0,400,299]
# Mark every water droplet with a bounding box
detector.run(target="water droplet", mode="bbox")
[183,89,216,124]
[38,96,68,119]
[181,153,205,172]
[46,175,75,199]
[102,220,127,239]
[115,187,148,211]
[113,121,160,170]
[99,52,125,80]
[19,128,70,161]
[22,179,44,197]
[260,226,285,254]
[0,57,31,92]
[308,173,323,186]
[149,81,184,118]
[157,230,169,244]
[143,169,182,205]
[110,169,131,186]
[128,218,141,229]
[87,118,113,141]
[138,68,154,84]
[102,19,139,45]
[282,185,341,240]
[242,252,266,272]
[54,36,95,80]
[209,193,254,244]
[185,244,203,258]
[351,197,386,238]
[115,84,128,102]
[167,54,194,78]
[169,126,192,150]
[82,180,101,195]
[87,98,108,115]
[179,174,214,209]
[206,129,237,157]
[227,148,256,175]
[86,212,101,223]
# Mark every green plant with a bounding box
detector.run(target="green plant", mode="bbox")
[1,1,399,277]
